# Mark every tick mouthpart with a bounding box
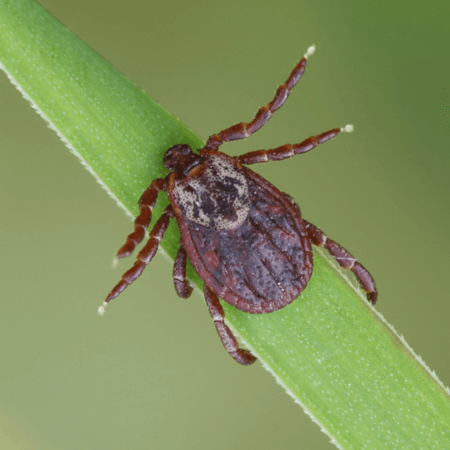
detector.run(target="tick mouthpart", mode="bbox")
[163,144,202,176]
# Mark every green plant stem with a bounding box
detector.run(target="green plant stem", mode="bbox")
[1,1,449,448]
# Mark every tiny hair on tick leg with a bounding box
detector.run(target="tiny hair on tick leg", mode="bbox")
[98,45,377,365]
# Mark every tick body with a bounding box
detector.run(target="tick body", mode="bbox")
[99,45,377,365]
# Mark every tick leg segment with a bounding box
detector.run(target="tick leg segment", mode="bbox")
[204,45,316,152]
[115,177,168,259]
[303,220,378,304]
[99,206,174,313]
[204,285,257,365]
[173,240,193,299]
[237,126,351,165]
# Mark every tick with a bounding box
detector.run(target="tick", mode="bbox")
[98,45,377,365]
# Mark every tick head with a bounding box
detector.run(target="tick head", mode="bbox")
[163,144,201,176]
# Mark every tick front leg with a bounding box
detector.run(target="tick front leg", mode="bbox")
[237,125,353,165]
[173,240,193,299]
[98,206,174,314]
[204,45,316,152]
[304,220,378,304]
[115,177,169,259]
[204,285,256,366]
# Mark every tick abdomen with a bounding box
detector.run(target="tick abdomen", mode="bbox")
[176,163,313,313]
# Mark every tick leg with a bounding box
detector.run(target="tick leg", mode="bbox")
[303,220,378,304]
[99,206,174,314]
[115,177,168,259]
[173,240,193,299]
[204,45,316,152]
[204,285,256,366]
[237,125,353,165]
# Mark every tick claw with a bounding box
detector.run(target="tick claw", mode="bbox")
[98,301,108,316]
[304,44,316,59]
[112,256,119,269]
[341,124,354,133]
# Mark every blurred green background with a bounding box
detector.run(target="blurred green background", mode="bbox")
[1,0,449,449]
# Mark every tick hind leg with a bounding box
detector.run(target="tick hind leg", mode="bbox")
[173,240,193,299]
[204,45,316,152]
[304,220,378,304]
[98,205,174,314]
[204,285,256,366]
